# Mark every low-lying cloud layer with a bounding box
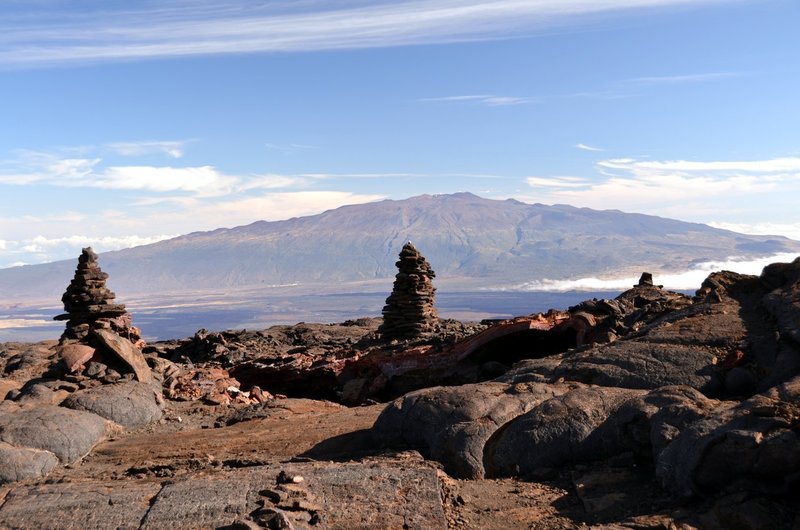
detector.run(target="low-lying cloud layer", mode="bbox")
[514,252,799,292]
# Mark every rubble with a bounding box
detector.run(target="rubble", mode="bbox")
[378,242,439,340]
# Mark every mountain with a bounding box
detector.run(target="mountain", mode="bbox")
[1,192,798,302]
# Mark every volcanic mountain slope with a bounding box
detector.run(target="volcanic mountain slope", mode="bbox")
[1,192,798,301]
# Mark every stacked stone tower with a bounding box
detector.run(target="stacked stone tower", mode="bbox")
[54,247,142,343]
[379,242,439,340]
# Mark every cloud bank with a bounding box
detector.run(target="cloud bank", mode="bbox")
[514,252,800,292]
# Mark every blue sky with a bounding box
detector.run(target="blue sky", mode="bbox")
[0,0,799,268]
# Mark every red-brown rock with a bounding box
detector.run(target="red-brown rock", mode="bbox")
[93,329,152,383]
[58,343,96,373]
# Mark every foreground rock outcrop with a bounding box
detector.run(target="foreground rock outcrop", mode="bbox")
[373,257,800,517]
[0,249,163,486]
[1,256,799,528]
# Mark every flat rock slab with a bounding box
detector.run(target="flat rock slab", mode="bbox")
[0,405,110,465]
[0,461,446,530]
[142,461,446,530]
[61,381,163,428]
[0,480,161,530]
[93,329,151,383]
[504,341,721,394]
[0,442,59,485]
[74,402,382,479]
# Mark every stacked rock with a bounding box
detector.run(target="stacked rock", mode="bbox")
[54,247,136,342]
[52,248,151,383]
[379,242,439,340]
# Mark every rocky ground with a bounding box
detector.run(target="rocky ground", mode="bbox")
[1,259,800,529]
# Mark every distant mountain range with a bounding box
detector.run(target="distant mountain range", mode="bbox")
[1,192,798,303]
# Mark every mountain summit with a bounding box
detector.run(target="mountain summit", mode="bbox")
[1,192,797,301]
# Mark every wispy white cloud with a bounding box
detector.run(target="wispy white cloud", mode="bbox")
[519,155,800,238]
[526,176,591,189]
[511,252,800,292]
[558,71,743,102]
[180,191,386,225]
[0,151,307,197]
[0,0,737,67]
[621,72,744,86]
[0,234,178,268]
[576,143,604,152]
[598,157,800,174]
[106,140,189,159]
[524,156,800,212]
[561,90,637,100]
[419,94,532,106]
[0,189,386,266]
[265,143,319,152]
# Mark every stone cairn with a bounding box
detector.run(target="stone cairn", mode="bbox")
[54,247,150,382]
[378,242,439,340]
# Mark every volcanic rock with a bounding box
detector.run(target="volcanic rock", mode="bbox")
[59,343,96,373]
[0,405,111,464]
[54,247,133,342]
[378,242,439,340]
[372,381,573,478]
[93,328,151,383]
[0,442,60,485]
[61,380,163,428]
[51,248,153,385]
[655,374,800,498]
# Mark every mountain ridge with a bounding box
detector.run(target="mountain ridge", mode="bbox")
[1,192,798,303]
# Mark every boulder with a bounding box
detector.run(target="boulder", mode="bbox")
[58,343,96,373]
[61,380,163,428]
[13,383,72,406]
[93,329,152,383]
[656,375,800,498]
[373,381,571,478]
[0,405,111,464]
[501,340,722,394]
[485,386,646,476]
[0,442,59,484]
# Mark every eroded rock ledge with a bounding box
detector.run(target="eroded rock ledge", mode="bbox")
[0,257,798,528]
[373,259,800,508]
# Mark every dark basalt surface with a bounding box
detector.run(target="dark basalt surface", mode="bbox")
[0,257,799,528]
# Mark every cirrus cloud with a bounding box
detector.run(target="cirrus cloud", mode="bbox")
[525,156,800,220]
[0,0,742,68]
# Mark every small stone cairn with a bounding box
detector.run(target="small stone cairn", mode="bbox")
[378,242,439,341]
[54,247,150,382]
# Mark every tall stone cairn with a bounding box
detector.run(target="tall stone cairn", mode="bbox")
[54,247,139,344]
[379,242,439,340]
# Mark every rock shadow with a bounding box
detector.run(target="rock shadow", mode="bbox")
[298,428,381,462]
